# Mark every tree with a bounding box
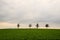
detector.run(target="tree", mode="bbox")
[36,24,39,29]
[45,24,49,28]
[29,24,32,28]
[17,24,20,29]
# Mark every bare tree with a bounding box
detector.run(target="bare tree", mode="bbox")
[36,24,39,29]
[17,24,20,29]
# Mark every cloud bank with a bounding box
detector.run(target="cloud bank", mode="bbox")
[0,0,60,24]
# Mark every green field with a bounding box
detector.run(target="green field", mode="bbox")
[0,29,60,40]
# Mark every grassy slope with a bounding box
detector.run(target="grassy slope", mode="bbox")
[0,29,60,40]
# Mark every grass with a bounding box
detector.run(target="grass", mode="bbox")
[0,29,60,40]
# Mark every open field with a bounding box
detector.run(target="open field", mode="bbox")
[0,29,60,40]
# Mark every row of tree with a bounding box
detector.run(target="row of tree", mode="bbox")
[17,24,49,29]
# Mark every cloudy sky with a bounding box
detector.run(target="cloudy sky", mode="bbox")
[0,0,60,28]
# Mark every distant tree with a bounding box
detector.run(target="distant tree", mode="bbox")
[29,24,32,28]
[17,24,20,29]
[45,24,49,28]
[36,24,39,29]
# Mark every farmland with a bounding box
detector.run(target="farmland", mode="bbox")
[0,29,60,40]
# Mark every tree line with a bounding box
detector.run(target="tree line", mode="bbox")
[17,24,49,29]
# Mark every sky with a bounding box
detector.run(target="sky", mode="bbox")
[0,0,60,28]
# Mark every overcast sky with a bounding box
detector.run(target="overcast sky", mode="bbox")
[0,0,60,25]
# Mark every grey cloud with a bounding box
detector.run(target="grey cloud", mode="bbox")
[0,0,60,24]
